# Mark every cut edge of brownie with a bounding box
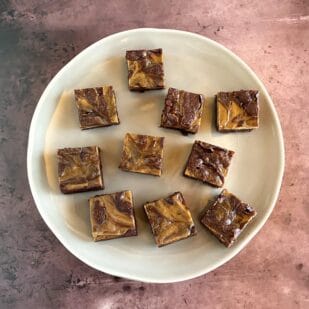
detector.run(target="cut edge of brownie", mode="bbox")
[160,124,201,136]
[155,229,196,248]
[93,228,137,242]
[126,48,163,59]
[119,165,162,177]
[183,170,226,188]
[128,85,165,92]
[60,183,104,194]
[79,120,120,131]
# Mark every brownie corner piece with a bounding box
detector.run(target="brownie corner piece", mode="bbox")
[184,140,234,187]
[89,190,137,241]
[74,86,120,129]
[161,87,205,134]
[144,192,196,247]
[200,189,257,247]
[125,48,164,91]
[57,146,104,194]
[216,90,259,132]
[119,133,164,176]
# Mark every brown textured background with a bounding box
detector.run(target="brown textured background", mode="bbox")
[0,0,308,308]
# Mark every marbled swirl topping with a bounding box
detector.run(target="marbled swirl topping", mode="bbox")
[57,146,104,193]
[126,48,164,91]
[216,90,259,131]
[74,86,120,129]
[119,133,164,176]
[144,192,196,247]
[89,190,137,241]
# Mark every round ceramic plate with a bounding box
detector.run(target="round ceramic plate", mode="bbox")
[27,28,284,283]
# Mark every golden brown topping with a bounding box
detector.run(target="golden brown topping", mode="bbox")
[74,86,119,129]
[89,190,137,241]
[184,140,234,188]
[144,192,196,247]
[126,49,164,91]
[161,88,205,134]
[119,133,164,176]
[57,146,104,194]
[216,90,259,131]
[200,189,257,247]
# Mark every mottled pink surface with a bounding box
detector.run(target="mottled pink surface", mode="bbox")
[0,0,308,308]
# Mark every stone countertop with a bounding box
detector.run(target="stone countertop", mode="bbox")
[0,0,308,308]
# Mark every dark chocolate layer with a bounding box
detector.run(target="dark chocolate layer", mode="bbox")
[161,88,204,134]
[200,189,257,247]
[184,140,234,187]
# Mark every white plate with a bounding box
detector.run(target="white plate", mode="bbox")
[27,28,284,283]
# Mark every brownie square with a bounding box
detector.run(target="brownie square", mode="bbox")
[57,146,104,194]
[126,48,164,91]
[89,190,137,241]
[119,133,164,176]
[200,189,257,247]
[144,192,196,247]
[216,90,259,132]
[74,86,120,129]
[161,87,205,134]
[184,140,234,187]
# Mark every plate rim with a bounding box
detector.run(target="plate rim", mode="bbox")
[27,27,285,283]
